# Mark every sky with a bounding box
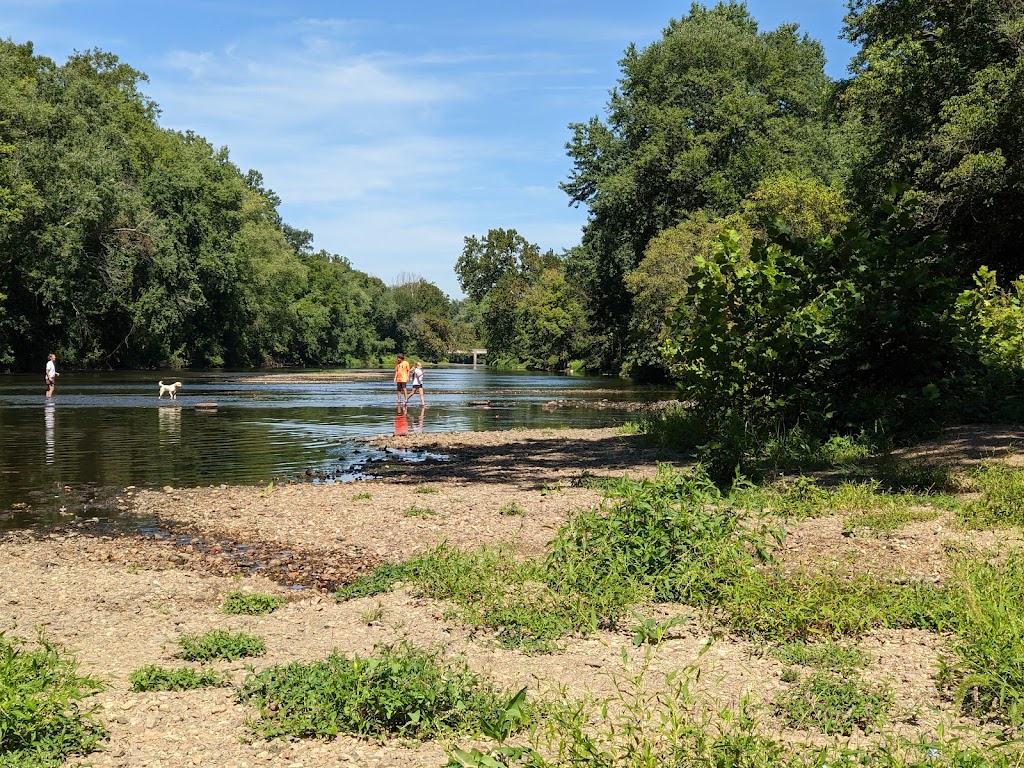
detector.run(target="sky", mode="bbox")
[1,1,858,297]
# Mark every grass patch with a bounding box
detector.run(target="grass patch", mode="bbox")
[842,505,940,535]
[238,641,532,741]
[774,669,893,735]
[0,632,105,768]
[959,463,1024,528]
[335,561,415,602]
[404,504,437,517]
[415,484,440,494]
[177,630,266,662]
[771,639,868,671]
[498,502,525,516]
[129,665,226,692]
[221,590,285,615]
[353,491,372,500]
[938,553,1024,726]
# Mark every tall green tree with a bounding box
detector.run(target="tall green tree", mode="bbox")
[841,0,1024,277]
[562,1,836,372]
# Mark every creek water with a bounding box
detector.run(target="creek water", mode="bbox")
[0,366,673,530]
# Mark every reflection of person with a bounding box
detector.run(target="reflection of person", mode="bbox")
[411,406,425,433]
[44,401,55,464]
[405,362,426,407]
[44,353,59,398]
[394,409,408,436]
[394,354,410,407]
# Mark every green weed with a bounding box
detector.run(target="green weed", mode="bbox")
[129,665,225,692]
[353,491,373,500]
[0,632,106,768]
[960,463,1024,527]
[630,611,689,646]
[498,502,525,516]
[177,630,266,662]
[238,641,532,741]
[404,504,437,517]
[938,553,1024,725]
[335,561,415,602]
[774,668,893,735]
[771,639,868,671]
[415,484,440,494]
[842,506,940,535]
[221,590,284,615]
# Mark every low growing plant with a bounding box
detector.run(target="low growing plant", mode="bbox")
[0,632,106,768]
[177,630,266,662]
[771,639,868,671]
[774,669,894,735]
[335,561,416,602]
[238,641,533,741]
[221,590,285,615]
[129,665,225,692]
[498,502,525,516]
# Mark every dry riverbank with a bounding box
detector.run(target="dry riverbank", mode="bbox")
[0,425,1019,767]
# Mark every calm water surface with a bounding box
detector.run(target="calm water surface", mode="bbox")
[0,367,672,529]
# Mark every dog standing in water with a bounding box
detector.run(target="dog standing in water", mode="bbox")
[158,380,183,399]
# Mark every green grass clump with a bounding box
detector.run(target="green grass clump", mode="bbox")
[0,633,106,768]
[238,641,532,741]
[546,465,782,609]
[842,505,940,535]
[960,463,1024,528]
[404,504,437,517]
[129,665,225,692]
[938,553,1024,726]
[772,639,868,671]
[335,561,416,601]
[177,630,266,662]
[221,590,285,615]
[498,502,525,516]
[774,669,893,735]
[724,569,959,641]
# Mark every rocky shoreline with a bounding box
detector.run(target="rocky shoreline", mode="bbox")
[0,425,1014,767]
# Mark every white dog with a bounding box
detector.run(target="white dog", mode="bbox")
[158,380,183,399]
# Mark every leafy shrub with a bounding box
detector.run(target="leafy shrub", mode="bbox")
[774,669,893,735]
[221,590,284,615]
[546,465,782,609]
[177,630,266,662]
[0,633,105,768]
[129,665,225,692]
[239,641,531,741]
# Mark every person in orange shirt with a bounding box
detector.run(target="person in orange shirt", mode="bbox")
[394,353,411,408]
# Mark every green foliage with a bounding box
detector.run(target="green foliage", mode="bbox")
[221,591,284,616]
[843,0,1024,279]
[546,465,783,609]
[939,554,1024,725]
[335,561,416,602]
[774,669,893,735]
[404,504,437,518]
[629,611,689,646]
[238,641,532,741]
[176,630,266,662]
[563,1,836,371]
[771,640,868,671]
[498,502,525,517]
[0,632,105,768]
[959,463,1024,528]
[129,665,225,692]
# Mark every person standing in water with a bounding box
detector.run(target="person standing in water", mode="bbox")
[44,353,59,398]
[405,361,426,407]
[394,353,411,408]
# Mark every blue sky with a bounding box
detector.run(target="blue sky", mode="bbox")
[1,1,857,297]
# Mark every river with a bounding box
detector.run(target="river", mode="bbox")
[0,366,673,529]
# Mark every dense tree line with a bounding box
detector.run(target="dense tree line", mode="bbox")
[0,40,455,370]
[460,0,1024,445]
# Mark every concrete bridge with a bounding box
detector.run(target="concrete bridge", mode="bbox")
[450,348,488,365]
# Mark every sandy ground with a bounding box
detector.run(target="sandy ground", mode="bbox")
[0,425,1017,767]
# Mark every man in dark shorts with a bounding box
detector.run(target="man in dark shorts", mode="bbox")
[394,353,410,408]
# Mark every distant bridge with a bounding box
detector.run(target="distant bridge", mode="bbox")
[449,348,488,365]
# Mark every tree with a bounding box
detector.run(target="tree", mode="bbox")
[563,1,836,372]
[514,268,589,370]
[454,228,543,303]
[841,0,1024,277]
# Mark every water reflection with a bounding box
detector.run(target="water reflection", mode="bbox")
[158,405,181,446]
[394,408,408,436]
[411,407,425,434]
[44,401,55,465]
